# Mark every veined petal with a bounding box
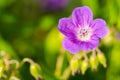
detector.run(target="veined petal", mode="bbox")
[83,37,99,51]
[91,19,108,39]
[72,6,93,27]
[63,38,81,54]
[58,18,76,37]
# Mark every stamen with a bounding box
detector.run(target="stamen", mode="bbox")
[77,27,92,41]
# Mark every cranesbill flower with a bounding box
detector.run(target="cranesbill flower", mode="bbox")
[41,0,69,12]
[58,6,108,54]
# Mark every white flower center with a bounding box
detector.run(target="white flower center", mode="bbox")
[77,26,92,41]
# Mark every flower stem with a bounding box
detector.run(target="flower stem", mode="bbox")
[19,58,35,68]
[54,47,65,78]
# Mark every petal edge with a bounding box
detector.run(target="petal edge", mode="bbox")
[72,6,93,27]
[91,19,108,39]
[58,18,76,37]
[63,38,80,54]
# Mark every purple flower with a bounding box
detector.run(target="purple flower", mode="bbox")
[116,32,120,40]
[58,6,108,54]
[41,0,69,12]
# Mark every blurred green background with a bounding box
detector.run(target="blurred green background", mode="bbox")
[0,0,120,80]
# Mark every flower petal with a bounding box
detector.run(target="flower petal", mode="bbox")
[63,38,81,54]
[72,6,93,27]
[91,19,108,39]
[58,18,76,37]
[83,37,99,51]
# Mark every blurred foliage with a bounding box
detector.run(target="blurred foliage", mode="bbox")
[0,0,120,80]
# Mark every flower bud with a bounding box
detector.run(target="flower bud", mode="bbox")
[81,60,89,75]
[70,58,79,75]
[97,53,107,68]
[90,54,98,70]
[0,60,5,78]
[30,63,43,80]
